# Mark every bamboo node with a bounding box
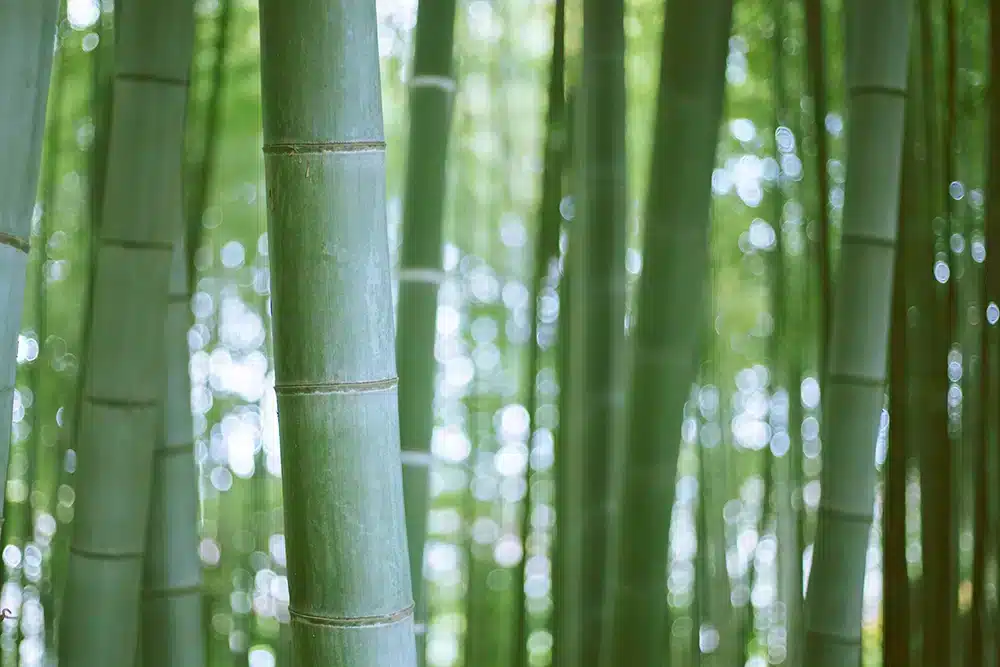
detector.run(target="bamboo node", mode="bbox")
[848,83,907,98]
[262,141,385,155]
[408,75,457,93]
[115,71,190,88]
[101,237,174,252]
[288,603,414,629]
[274,376,398,396]
[399,451,434,467]
[69,545,144,560]
[397,267,447,285]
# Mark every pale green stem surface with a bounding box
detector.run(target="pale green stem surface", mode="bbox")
[396,0,459,652]
[140,238,204,667]
[59,1,195,664]
[257,1,417,665]
[802,2,911,665]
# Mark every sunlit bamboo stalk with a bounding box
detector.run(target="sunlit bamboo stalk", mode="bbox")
[257,0,418,663]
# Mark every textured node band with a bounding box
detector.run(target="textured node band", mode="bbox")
[839,232,895,249]
[156,442,196,457]
[143,583,203,599]
[289,603,414,629]
[409,75,457,93]
[70,545,144,561]
[825,371,884,389]
[263,140,386,155]
[399,451,434,467]
[101,238,174,251]
[849,84,907,98]
[0,232,29,254]
[398,267,447,285]
[806,628,862,647]
[274,376,398,396]
[116,71,190,88]
[86,395,159,409]
[816,504,874,526]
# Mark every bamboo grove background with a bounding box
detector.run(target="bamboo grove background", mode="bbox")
[0,0,995,665]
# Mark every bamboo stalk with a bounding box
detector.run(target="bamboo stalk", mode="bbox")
[802,2,912,665]
[512,2,566,665]
[140,238,204,667]
[58,1,196,663]
[257,1,417,663]
[396,0,459,655]
[605,0,733,663]
[567,0,629,662]
[0,0,59,559]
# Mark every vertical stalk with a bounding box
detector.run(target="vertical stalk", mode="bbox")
[395,0,459,657]
[883,108,913,667]
[984,0,1000,662]
[605,0,733,663]
[185,0,232,282]
[140,238,205,667]
[802,2,912,666]
[567,0,629,663]
[59,1,195,664]
[512,3,566,666]
[804,0,831,367]
[257,1,417,664]
[0,0,59,556]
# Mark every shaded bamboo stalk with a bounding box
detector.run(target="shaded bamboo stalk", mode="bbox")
[882,91,915,666]
[512,2,567,665]
[915,0,959,661]
[605,0,733,663]
[767,4,804,663]
[984,0,1000,661]
[140,237,204,667]
[567,0,629,663]
[185,0,232,282]
[804,0,831,367]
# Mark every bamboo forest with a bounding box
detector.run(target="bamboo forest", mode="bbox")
[0,0,995,666]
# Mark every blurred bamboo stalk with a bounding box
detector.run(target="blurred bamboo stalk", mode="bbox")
[395,0,460,660]
[59,0,196,663]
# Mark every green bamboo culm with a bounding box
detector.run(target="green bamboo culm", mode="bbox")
[140,237,204,667]
[604,0,732,664]
[564,0,629,664]
[802,1,911,665]
[0,0,59,543]
[395,0,459,656]
[257,1,418,665]
[185,0,232,284]
[512,1,566,665]
[984,0,1000,661]
[58,0,196,664]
